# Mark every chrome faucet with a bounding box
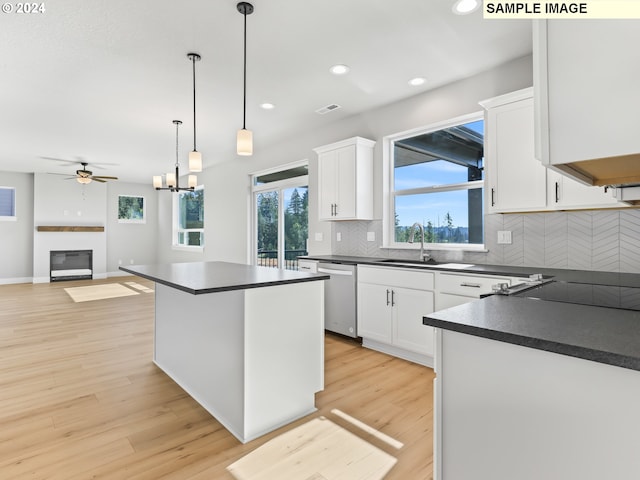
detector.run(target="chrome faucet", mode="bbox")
[408,222,430,262]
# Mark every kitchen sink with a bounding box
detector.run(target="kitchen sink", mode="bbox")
[377,259,474,269]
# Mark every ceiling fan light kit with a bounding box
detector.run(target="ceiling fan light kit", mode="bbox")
[236,1,254,156]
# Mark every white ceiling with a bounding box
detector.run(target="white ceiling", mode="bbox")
[0,0,531,184]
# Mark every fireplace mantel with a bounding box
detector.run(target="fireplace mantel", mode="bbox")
[37,226,104,232]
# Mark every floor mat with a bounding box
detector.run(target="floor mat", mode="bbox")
[227,416,397,480]
[64,283,140,303]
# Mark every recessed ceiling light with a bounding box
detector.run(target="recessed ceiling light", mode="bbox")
[261,103,275,110]
[408,77,426,86]
[330,64,350,75]
[452,0,479,14]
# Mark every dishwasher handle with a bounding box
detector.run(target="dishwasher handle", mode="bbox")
[318,267,354,276]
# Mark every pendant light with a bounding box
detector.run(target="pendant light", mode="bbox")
[187,53,203,172]
[153,120,196,192]
[236,2,254,156]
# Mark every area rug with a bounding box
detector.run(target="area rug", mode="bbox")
[226,416,397,480]
[124,281,154,293]
[64,283,140,303]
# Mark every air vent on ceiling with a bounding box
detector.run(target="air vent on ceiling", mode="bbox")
[315,104,341,115]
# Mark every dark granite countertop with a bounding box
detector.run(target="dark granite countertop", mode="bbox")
[120,261,329,295]
[424,295,640,371]
[300,255,640,287]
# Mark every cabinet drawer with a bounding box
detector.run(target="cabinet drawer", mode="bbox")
[437,273,511,297]
[358,266,434,290]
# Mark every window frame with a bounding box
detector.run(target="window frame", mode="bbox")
[117,195,146,224]
[250,160,309,269]
[172,185,205,252]
[0,186,17,221]
[382,111,486,251]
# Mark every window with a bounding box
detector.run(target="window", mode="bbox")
[174,187,204,249]
[0,187,16,221]
[385,114,485,249]
[251,162,308,270]
[117,195,145,223]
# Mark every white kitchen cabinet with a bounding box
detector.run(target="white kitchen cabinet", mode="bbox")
[546,170,619,210]
[357,265,435,366]
[314,137,375,221]
[435,272,516,312]
[534,20,640,186]
[482,88,547,213]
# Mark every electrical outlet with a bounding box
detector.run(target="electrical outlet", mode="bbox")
[336,232,342,242]
[130,259,134,264]
[314,232,323,242]
[118,259,122,266]
[497,230,512,244]
[367,231,375,242]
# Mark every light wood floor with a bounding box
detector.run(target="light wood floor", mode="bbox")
[0,277,434,479]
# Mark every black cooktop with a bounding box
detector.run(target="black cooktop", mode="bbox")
[515,281,640,312]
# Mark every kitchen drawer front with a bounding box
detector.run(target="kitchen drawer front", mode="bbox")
[358,266,434,290]
[437,273,511,297]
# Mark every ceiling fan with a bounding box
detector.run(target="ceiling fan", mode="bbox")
[43,157,119,184]
[71,162,118,184]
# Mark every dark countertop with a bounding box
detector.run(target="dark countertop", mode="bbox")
[300,255,640,287]
[424,295,640,371]
[120,261,329,295]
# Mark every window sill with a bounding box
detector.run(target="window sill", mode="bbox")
[0,216,17,222]
[172,245,204,253]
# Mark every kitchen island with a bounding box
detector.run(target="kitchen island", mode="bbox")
[120,261,328,443]
[424,293,640,480]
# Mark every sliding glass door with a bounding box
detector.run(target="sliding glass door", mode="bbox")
[252,163,308,270]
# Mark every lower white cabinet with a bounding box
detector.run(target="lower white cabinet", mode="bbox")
[435,272,515,311]
[357,266,435,366]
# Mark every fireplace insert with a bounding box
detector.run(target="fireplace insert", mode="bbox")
[50,250,93,282]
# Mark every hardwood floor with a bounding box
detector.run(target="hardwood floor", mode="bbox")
[0,277,434,479]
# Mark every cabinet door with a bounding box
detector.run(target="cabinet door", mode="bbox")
[357,282,392,343]
[547,171,619,209]
[334,145,356,219]
[393,287,435,356]
[318,150,338,220]
[486,95,547,213]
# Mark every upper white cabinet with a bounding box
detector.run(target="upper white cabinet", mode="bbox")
[482,88,547,213]
[314,137,375,221]
[547,170,619,209]
[534,20,640,185]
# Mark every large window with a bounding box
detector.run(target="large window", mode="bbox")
[252,162,308,270]
[386,114,485,248]
[174,187,204,249]
[0,187,16,220]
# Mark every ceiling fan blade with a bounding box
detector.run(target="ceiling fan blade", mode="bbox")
[91,176,118,180]
[92,178,107,183]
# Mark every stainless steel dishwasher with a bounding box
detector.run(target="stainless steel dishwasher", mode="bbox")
[317,262,358,338]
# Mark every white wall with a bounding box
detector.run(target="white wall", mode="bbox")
[106,181,158,275]
[157,55,533,265]
[0,172,34,283]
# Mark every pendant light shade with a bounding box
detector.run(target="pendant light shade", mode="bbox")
[188,175,198,189]
[237,2,254,156]
[237,128,253,156]
[152,175,162,189]
[187,53,203,172]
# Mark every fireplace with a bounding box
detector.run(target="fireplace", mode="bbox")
[50,250,93,282]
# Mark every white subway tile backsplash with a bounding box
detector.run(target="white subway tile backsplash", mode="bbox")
[329,209,640,273]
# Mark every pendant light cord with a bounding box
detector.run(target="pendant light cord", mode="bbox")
[242,10,247,130]
[175,121,180,167]
[192,56,197,150]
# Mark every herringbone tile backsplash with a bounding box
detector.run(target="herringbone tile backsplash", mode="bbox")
[330,210,640,273]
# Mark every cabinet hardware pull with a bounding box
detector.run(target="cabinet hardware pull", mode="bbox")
[334,203,338,216]
[386,289,390,306]
[391,289,395,306]
[555,182,559,203]
[491,188,495,207]
[460,282,481,288]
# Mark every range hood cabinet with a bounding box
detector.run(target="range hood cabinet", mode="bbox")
[534,20,640,197]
